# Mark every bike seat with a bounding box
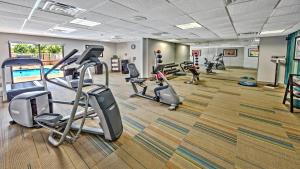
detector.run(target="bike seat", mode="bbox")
[131,78,146,83]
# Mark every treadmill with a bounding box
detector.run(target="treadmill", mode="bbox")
[1,57,47,102]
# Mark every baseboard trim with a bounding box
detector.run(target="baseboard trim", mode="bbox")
[256,81,285,87]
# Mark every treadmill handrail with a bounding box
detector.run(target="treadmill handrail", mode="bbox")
[1,58,43,68]
[44,49,79,90]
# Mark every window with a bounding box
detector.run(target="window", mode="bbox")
[9,42,64,83]
[10,43,39,58]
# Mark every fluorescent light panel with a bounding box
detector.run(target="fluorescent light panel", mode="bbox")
[50,26,76,33]
[176,22,202,30]
[70,18,101,27]
[260,29,285,35]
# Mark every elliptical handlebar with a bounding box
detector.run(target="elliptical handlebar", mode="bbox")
[44,49,79,90]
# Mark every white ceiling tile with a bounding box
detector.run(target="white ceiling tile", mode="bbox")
[227,0,277,16]
[263,23,292,30]
[277,0,300,8]
[227,0,277,35]
[0,2,31,15]
[108,0,166,12]
[24,20,54,31]
[164,15,194,26]
[0,0,36,8]
[139,4,184,20]
[190,8,227,21]
[168,0,224,13]
[77,12,118,24]
[231,11,270,23]
[0,16,24,31]
[268,13,300,23]
[272,5,300,17]
[32,10,74,24]
[92,1,137,19]
[0,10,27,20]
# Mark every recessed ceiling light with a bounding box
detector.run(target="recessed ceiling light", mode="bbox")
[260,29,285,35]
[49,26,76,33]
[70,18,101,27]
[132,16,147,21]
[176,22,202,30]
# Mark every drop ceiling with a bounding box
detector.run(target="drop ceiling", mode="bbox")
[0,0,299,43]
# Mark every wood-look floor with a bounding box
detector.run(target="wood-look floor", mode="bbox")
[1,68,300,169]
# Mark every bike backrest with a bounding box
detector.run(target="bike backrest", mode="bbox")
[189,68,199,75]
[127,63,140,78]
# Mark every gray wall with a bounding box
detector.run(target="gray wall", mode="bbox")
[0,32,117,82]
[175,44,190,63]
[257,36,287,83]
[142,38,190,77]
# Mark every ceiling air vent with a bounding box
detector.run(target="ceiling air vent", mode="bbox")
[237,32,258,38]
[42,1,86,17]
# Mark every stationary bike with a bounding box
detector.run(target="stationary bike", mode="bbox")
[204,53,226,73]
[180,61,200,85]
[125,63,182,110]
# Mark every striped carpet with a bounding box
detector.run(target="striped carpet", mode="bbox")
[1,69,300,169]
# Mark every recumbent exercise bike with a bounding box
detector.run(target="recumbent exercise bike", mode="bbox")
[125,63,182,110]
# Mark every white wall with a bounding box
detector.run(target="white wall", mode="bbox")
[0,32,117,82]
[243,47,259,69]
[190,47,245,67]
[257,36,287,83]
[116,39,143,76]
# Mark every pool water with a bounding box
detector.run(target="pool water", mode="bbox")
[13,68,61,77]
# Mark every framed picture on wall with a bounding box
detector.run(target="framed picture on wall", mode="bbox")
[192,50,201,57]
[248,48,259,57]
[223,49,237,57]
[295,36,300,60]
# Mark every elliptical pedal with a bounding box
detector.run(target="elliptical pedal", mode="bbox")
[34,113,63,127]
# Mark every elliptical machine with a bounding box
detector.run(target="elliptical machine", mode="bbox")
[126,51,182,110]
[8,46,123,146]
[204,53,226,74]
